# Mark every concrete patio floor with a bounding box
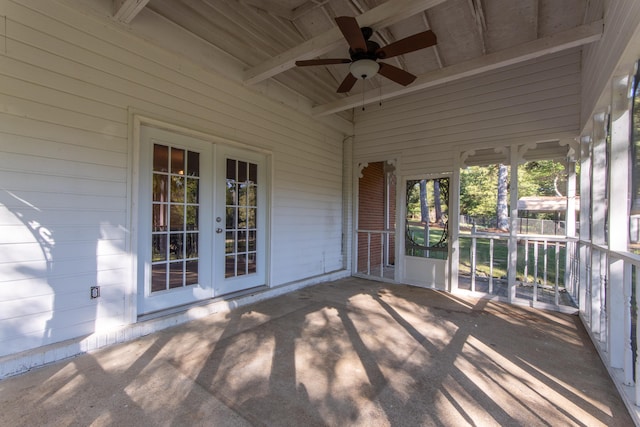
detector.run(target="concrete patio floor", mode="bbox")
[0,277,633,426]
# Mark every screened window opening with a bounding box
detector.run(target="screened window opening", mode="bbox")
[405,178,449,260]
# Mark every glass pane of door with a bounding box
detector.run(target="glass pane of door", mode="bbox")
[224,158,259,278]
[138,126,213,315]
[151,144,200,292]
[215,146,266,296]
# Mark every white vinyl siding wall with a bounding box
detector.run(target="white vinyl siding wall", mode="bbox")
[0,0,345,357]
[353,49,581,175]
[581,0,640,128]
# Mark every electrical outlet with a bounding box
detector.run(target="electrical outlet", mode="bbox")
[90,286,100,299]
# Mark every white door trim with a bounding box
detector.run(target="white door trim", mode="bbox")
[130,113,272,318]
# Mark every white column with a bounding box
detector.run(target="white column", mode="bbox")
[449,153,462,292]
[342,136,353,272]
[565,160,577,296]
[591,112,607,339]
[579,136,591,315]
[566,159,577,236]
[608,74,631,369]
[507,146,519,302]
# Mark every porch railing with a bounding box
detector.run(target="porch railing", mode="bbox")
[355,229,395,280]
[458,232,579,309]
[577,241,640,411]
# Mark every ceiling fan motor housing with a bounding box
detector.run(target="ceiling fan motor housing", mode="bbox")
[349,42,380,59]
[349,59,380,80]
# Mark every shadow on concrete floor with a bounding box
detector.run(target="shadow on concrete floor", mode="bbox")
[0,277,632,426]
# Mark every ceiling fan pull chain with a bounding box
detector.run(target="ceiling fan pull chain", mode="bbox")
[379,82,382,107]
[362,80,366,111]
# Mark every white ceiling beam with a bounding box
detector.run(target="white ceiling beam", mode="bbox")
[243,0,448,85]
[313,19,603,116]
[468,0,486,54]
[113,0,150,24]
[421,12,442,68]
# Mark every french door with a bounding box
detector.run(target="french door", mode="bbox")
[137,126,267,315]
[214,146,267,295]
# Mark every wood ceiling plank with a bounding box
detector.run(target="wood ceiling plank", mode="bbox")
[113,0,150,23]
[427,0,482,65]
[192,0,292,52]
[240,0,296,20]
[148,0,269,64]
[482,0,538,51]
[291,0,329,21]
[312,19,603,116]
[243,0,448,85]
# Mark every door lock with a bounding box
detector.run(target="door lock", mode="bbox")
[216,228,224,234]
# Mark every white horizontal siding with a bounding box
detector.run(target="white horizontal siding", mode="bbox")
[581,0,640,128]
[0,0,346,358]
[354,50,581,175]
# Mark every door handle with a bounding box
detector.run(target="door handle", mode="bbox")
[216,228,224,234]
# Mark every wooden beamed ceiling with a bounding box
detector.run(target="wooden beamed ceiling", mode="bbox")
[115,0,600,116]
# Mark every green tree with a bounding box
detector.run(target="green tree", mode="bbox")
[460,160,567,223]
[460,165,499,218]
[518,160,566,198]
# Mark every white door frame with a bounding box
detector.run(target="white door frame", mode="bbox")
[352,155,401,280]
[130,114,272,318]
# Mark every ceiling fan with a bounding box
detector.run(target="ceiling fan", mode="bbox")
[295,16,437,93]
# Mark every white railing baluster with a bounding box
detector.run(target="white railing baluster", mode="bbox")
[489,237,494,294]
[623,262,633,385]
[524,239,529,286]
[636,263,640,404]
[380,233,384,278]
[543,240,548,289]
[600,252,607,345]
[554,242,560,306]
[367,232,371,275]
[534,241,539,303]
[457,233,578,306]
[471,234,477,292]
[587,245,593,328]
[355,229,396,280]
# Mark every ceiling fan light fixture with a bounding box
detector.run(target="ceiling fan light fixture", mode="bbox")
[350,59,379,80]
